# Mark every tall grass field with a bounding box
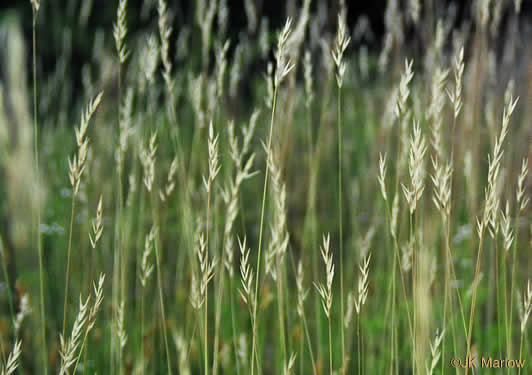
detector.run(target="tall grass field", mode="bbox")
[0,0,531,374]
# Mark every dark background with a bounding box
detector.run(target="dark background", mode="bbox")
[1,0,531,89]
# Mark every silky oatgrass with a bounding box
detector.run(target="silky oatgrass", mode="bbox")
[6,1,532,374]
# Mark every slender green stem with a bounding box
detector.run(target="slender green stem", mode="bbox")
[32,12,48,374]
[337,85,346,368]
[0,235,15,329]
[390,246,396,375]
[230,277,241,375]
[251,84,279,375]
[302,312,317,375]
[503,252,509,375]
[328,317,333,375]
[357,315,361,375]
[150,192,172,374]
[204,187,212,375]
[508,207,521,358]
[518,333,524,375]
[465,231,486,375]
[62,195,77,338]
[141,287,145,375]
[276,261,287,369]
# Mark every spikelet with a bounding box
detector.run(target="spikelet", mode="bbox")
[113,0,129,64]
[354,253,371,314]
[140,131,157,192]
[500,202,513,254]
[194,233,216,309]
[238,236,254,309]
[203,121,221,194]
[427,329,445,375]
[89,195,103,248]
[378,153,388,201]
[516,158,529,212]
[431,158,453,221]
[2,340,22,375]
[69,92,103,195]
[223,113,259,277]
[59,295,90,375]
[478,96,518,238]
[265,145,289,280]
[331,12,350,88]
[395,59,414,120]
[158,0,174,93]
[447,46,464,120]
[314,234,334,319]
[429,67,449,160]
[140,226,157,287]
[274,18,295,88]
[521,280,532,332]
[296,260,308,318]
[283,352,297,375]
[87,273,105,332]
[159,156,178,201]
[115,300,127,349]
[402,121,427,214]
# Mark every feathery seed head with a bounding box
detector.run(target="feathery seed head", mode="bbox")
[70,92,103,195]
[274,18,295,87]
[395,59,414,120]
[203,121,221,193]
[59,295,90,375]
[140,131,158,192]
[332,12,350,88]
[447,46,464,119]
[402,120,427,214]
[140,227,157,287]
[89,195,104,248]
[238,236,254,308]
[431,158,452,220]
[501,201,514,254]
[113,0,129,64]
[378,153,388,201]
[517,158,529,212]
[315,233,334,318]
[428,329,445,374]
[195,233,216,308]
[87,273,105,332]
[296,260,308,317]
[2,340,22,375]
[355,253,371,314]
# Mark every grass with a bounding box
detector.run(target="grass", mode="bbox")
[0,0,531,374]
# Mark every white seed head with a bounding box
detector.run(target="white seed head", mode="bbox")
[113,0,129,64]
